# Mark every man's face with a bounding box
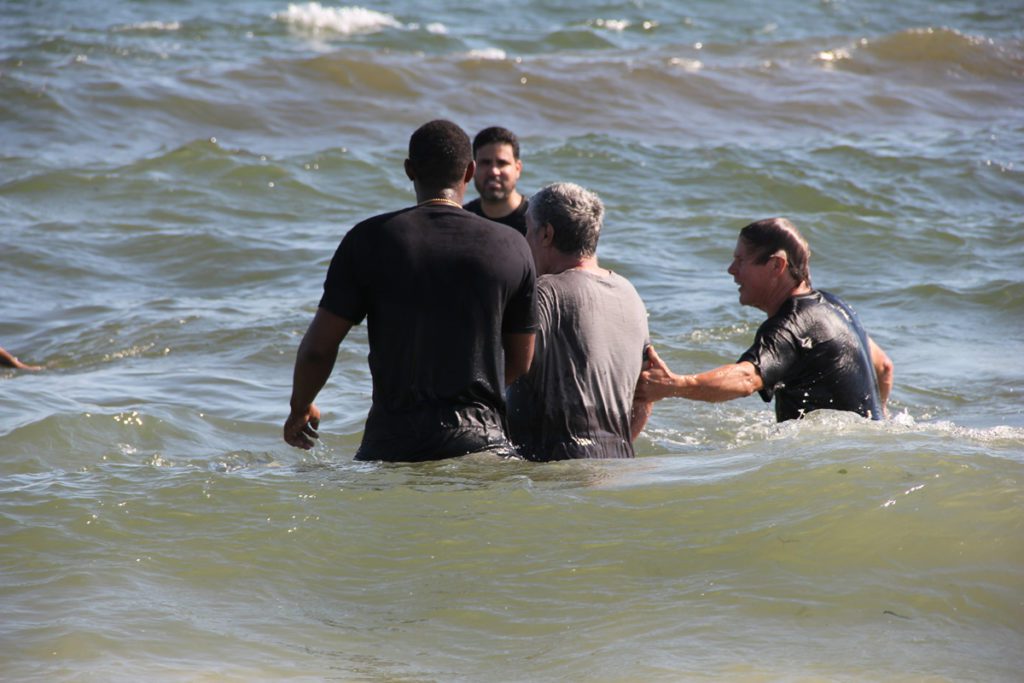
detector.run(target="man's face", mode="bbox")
[727,238,776,311]
[473,142,522,201]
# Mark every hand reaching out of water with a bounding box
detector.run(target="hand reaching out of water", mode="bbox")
[284,403,321,449]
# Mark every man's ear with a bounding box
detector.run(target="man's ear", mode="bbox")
[463,160,476,184]
[770,251,789,276]
[404,159,415,182]
[541,222,555,246]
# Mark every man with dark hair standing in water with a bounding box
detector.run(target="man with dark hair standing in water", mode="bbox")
[637,217,893,422]
[284,120,538,461]
[463,126,529,235]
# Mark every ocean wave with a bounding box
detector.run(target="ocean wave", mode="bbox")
[112,21,182,33]
[538,28,619,51]
[903,280,1024,312]
[463,48,507,61]
[819,27,1024,79]
[593,18,630,32]
[291,51,421,94]
[272,3,404,36]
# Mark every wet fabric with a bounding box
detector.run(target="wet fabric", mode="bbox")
[462,197,530,236]
[739,289,882,422]
[507,269,649,460]
[319,204,538,461]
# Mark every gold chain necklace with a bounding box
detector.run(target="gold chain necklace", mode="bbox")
[417,197,462,209]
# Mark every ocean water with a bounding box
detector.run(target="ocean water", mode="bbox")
[2,1,1023,680]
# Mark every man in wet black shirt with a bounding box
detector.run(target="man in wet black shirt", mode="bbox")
[284,120,538,461]
[463,126,529,235]
[636,217,894,422]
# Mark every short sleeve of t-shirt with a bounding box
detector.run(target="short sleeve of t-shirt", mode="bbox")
[318,221,371,324]
[739,317,799,402]
[503,252,538,334]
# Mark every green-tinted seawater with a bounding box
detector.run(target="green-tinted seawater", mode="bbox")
[2,1,1022,680]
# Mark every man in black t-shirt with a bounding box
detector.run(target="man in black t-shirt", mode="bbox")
[284,120,538,461]
[636,218,894,422]
[463,126,529,235]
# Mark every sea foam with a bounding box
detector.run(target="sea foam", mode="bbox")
[273,3,402,35]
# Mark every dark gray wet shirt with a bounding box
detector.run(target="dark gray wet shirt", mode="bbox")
[507,269,649,460]
[739,289,882,422]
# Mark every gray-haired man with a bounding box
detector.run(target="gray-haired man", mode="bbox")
[507,182,651,460]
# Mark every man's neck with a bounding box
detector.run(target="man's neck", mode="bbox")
[543,253,600,276]
[479,191,522,219]
[416,186,464,205]
[763,281,812,317]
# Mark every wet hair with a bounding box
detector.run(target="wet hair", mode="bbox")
[407,120,472,188]
[472,126,521,160]
[528,182,603,258]
[739,217,812,286]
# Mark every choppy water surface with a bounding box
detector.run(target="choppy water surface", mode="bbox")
[2,1,1023,680]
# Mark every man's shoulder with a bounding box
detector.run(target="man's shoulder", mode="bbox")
[462,198,484,215]
[605,269,643,294]
[794,288,847,309]
[796,289,861,324]
[347,206,415,234]
[540,270,646,311]
[815,289,855,313]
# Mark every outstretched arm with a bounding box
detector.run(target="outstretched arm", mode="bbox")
[868,336,894,417]
[634,345,764,404]
[0,346,41,371]
[284,308,354,449]
[502,332,536,387]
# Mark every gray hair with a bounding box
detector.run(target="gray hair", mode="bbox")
[527,182,604,257]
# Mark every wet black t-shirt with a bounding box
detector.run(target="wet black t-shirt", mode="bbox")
[319,204,538,461]
[739,290,882,422]
[462,197,529,236]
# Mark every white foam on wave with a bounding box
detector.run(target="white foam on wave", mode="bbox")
[668,56,703,72]
[594,18,630,32]
[113,21,182,32]
[890,413,1024,444]
[408,22,447,35]
[273,3,402,35]
[465,48,506,61]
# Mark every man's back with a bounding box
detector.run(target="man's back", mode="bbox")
[507,269,649,460]
[320,203,537,461]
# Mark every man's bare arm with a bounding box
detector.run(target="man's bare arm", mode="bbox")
[0,346,41,371]
[868,336,894,417]
[634,345,764,404]
[284,308,354,449]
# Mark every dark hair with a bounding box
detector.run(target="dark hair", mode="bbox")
[472,126,521,159]
[527,182,603,258]
[408,120,472,188]
[739,217,812,286]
